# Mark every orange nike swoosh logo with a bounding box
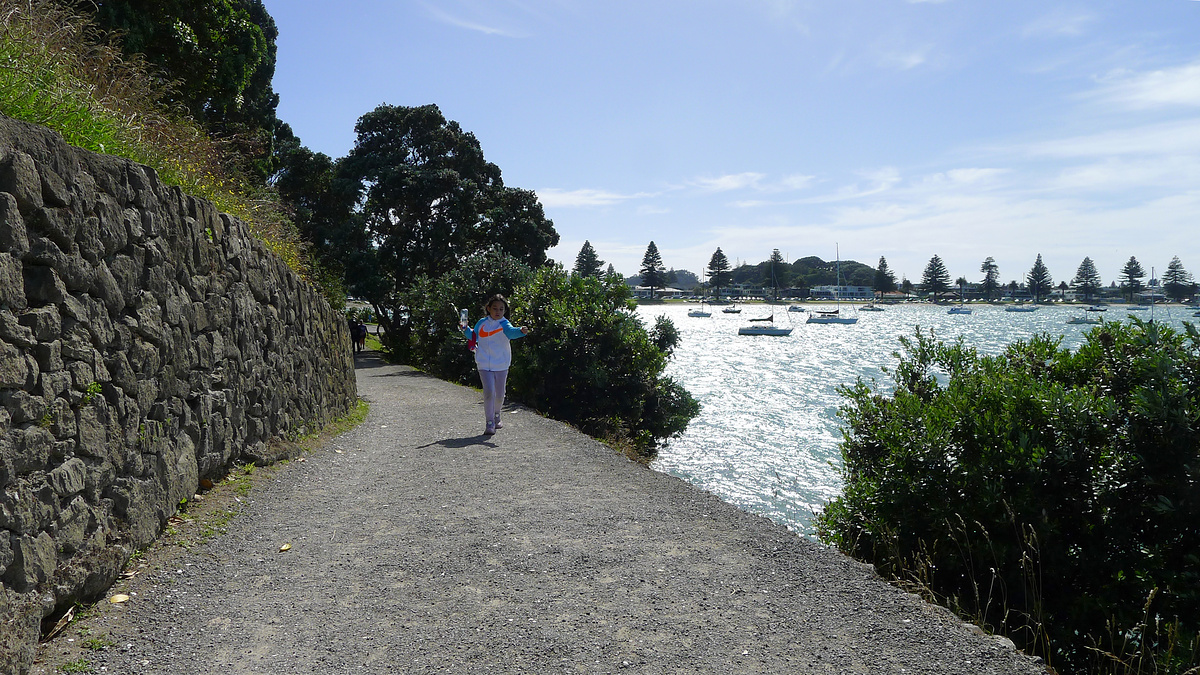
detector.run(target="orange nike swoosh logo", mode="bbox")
[478,327,504,337]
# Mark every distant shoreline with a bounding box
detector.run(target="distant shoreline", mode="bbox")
[636,297,1195,307]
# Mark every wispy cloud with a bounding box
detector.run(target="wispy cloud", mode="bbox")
[916,167,1010,187]
[1091,60,1200,109]
[1025,118,1200,159]
[421,3,530,38]
[536,188,653,207]
[692,172,766,192]
[879,47,930,71]
[690,172,816,193]
[1022,9,1095,38]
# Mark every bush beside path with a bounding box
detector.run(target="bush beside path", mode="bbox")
[37,354,1047,674]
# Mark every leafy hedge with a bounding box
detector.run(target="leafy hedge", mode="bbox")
[818,319,1199,675]
[390,250,698,457]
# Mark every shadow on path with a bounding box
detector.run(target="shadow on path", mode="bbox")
[416,435,498,449]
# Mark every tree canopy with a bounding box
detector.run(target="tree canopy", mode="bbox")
[336,104,557,325]
[573,240,604,278]
[639,241,666,296]
[90,0,283,179]
[1071,256,1102,302]
[763,249,788,298]
[921,255,951,302]
[980,257,1000,300]
[874,257,897,293]
[706,248,731,298]
[1163,256,1195,301]
[1025,253,1052,302]
[1120,256,1147,301]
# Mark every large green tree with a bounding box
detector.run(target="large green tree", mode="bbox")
[90,0,282,179]
[337,104,558,332]
[1163,256,1195,301]
[573,241,604,278]
[1071,256,1102,302]
[980,257,1000,301]
[706,248,731,299]
[639,241,666,297]
[1120,256,1147,302]
[874,256,897,294]
[921,255,951,302]
[1025,254,1052,302]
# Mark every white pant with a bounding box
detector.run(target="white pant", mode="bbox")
[479,369,508,425]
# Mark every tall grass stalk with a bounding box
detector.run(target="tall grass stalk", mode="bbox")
[0,0,308,277]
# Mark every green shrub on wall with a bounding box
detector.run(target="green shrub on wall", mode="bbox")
[817,319,1199,675]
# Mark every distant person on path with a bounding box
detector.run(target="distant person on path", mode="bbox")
[461,294,530,435]
[354,322,368,353]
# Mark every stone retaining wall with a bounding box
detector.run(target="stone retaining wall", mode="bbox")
[0,117,357,673]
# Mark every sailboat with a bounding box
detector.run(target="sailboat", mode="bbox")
[687,301,711,317]
[948,285,972,314]
[807,246,858,324]
[738,313,792,336]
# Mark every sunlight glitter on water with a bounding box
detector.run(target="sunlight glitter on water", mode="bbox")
[643,302,1194,538]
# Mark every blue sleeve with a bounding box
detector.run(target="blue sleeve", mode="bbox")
[500,318,526,340]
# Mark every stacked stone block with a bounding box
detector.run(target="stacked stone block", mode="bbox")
[0,117,357,673]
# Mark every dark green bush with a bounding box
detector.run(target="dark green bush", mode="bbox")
[392,254,698,456]
[818,319,1199,675]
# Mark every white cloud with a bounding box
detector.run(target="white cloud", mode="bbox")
[914,167,1009,188]
[692,173,766,192]
[536,188,650,207]
[421,3,530,38]
[1048,156,1200,192]
[776,173,817,191]
[879,48,929,71]
[730,168,899,207]
[1092,60,1200,109]
[1022,9,1095,38]
[1025,118,1200,159]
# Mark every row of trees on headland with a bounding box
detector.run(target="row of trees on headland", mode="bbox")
[582,240,1197,303]
[913,253,1196,303]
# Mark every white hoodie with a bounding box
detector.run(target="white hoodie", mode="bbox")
[464,317,526,371]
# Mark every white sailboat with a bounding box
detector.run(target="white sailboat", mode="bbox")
[807,246,858,324]
[738,313,793,336]
[687,301,711,317]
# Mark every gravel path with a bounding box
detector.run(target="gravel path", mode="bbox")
[43,355,1048,674]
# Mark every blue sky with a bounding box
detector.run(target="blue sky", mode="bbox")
[267,0,1200,286]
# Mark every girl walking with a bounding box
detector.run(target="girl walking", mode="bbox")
[461,294,530,435]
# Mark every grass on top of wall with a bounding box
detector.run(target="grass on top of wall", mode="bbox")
[0,0,309,279]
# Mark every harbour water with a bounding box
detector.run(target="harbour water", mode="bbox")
[641,302,1196,539]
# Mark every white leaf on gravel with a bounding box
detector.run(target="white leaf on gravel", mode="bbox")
[110,594,130,604]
